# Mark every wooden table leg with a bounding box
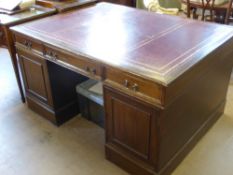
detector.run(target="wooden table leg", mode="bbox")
[225,0,233,24]
[3,26,25,103]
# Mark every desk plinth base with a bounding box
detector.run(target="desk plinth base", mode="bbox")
[26,95,78,126]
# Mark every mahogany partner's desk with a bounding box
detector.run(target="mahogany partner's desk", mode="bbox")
[36,0,135,10]
[36,0,98,12]
[11,3,233,175]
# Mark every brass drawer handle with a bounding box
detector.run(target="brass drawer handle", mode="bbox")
[85,66,90,72]
[85,66,96,75]
[123,80,138,91]
[132,83,139,92]
[52,52,58,61]
[45,51,58,61]
[90,68,96,75]
[124,79,129,88]
[28,42,32,49]
[48,51,53,57]
[23,40,28,46]
[23,40,32,49]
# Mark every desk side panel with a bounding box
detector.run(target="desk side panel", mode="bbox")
[158,41,233,173]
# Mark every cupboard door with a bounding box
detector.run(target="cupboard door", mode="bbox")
[18,50,53,106]
[104,86,158,166]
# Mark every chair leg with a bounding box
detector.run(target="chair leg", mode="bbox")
[187,6,191,18]
[186,0,191,18]
[210,9,213,21]
[202,9,205,20]
[193,8,198,19]
[225,0,233,24]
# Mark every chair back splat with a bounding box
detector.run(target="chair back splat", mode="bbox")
[183,0,233,24]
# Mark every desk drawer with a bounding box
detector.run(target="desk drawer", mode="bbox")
[15,34,43,54]
[105,67,163,104]
[44,46,102,80]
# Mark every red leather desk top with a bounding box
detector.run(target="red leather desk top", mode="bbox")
[11,3,233,85]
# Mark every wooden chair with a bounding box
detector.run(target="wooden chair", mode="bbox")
[182,0,233,24]
[187,0,215,21]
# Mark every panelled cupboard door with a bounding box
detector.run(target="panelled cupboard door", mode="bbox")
[18,50,53,106]
[104,86,158,167]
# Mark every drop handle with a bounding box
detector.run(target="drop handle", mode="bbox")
[90,68,96,75]
[27,42,32,49]
[23,40,28,46]
[85,66,90,72]
[85,66,96,75]
[124,79,129,88]
[46,51,57,61]
[51,52,58,61]
[23,40,32,49]
[47,51,53,57]
[132,83,139,91]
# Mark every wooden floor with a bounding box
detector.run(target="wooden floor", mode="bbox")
[0,48,233,175]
